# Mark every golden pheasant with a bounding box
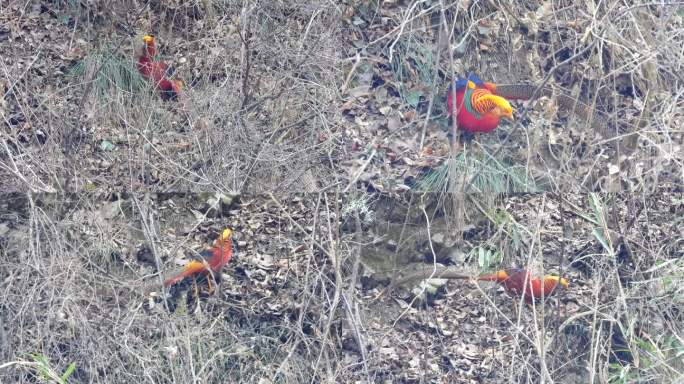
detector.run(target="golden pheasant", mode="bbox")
[137,35,182,101]
[446,73,518,133]
[477,268,568,303]
[163,228,235,288]
[392,265,569,305]
[447,73,609,135]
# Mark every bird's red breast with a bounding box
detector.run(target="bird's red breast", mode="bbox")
[206,228,234,271]
[446,74,514,133]
[137,35,181,101]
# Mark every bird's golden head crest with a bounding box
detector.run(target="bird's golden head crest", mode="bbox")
[490,95,514,121]
[546,275,569,288]
[219,228,233,242]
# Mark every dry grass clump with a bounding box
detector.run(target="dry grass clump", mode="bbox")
[0,1,342,193]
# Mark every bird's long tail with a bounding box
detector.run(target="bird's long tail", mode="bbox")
[476,270,510,283]
[475,274,501,282]
[163,261,208,287]
[489,83,536,100]
[392,266,471,288]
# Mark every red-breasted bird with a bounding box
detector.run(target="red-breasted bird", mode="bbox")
[137,35,182,101]
[163,228,235,288]
[446,73,519,134]
[391,265,568,305]
[447,74,609,135]
[476,268,568,303]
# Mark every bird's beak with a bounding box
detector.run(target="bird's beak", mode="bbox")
[494,106,514,122]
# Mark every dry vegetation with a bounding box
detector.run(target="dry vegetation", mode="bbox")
[0,0,341,193]
[0,193,682,383]
[341,1,682,193]
[0,1,682,383]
